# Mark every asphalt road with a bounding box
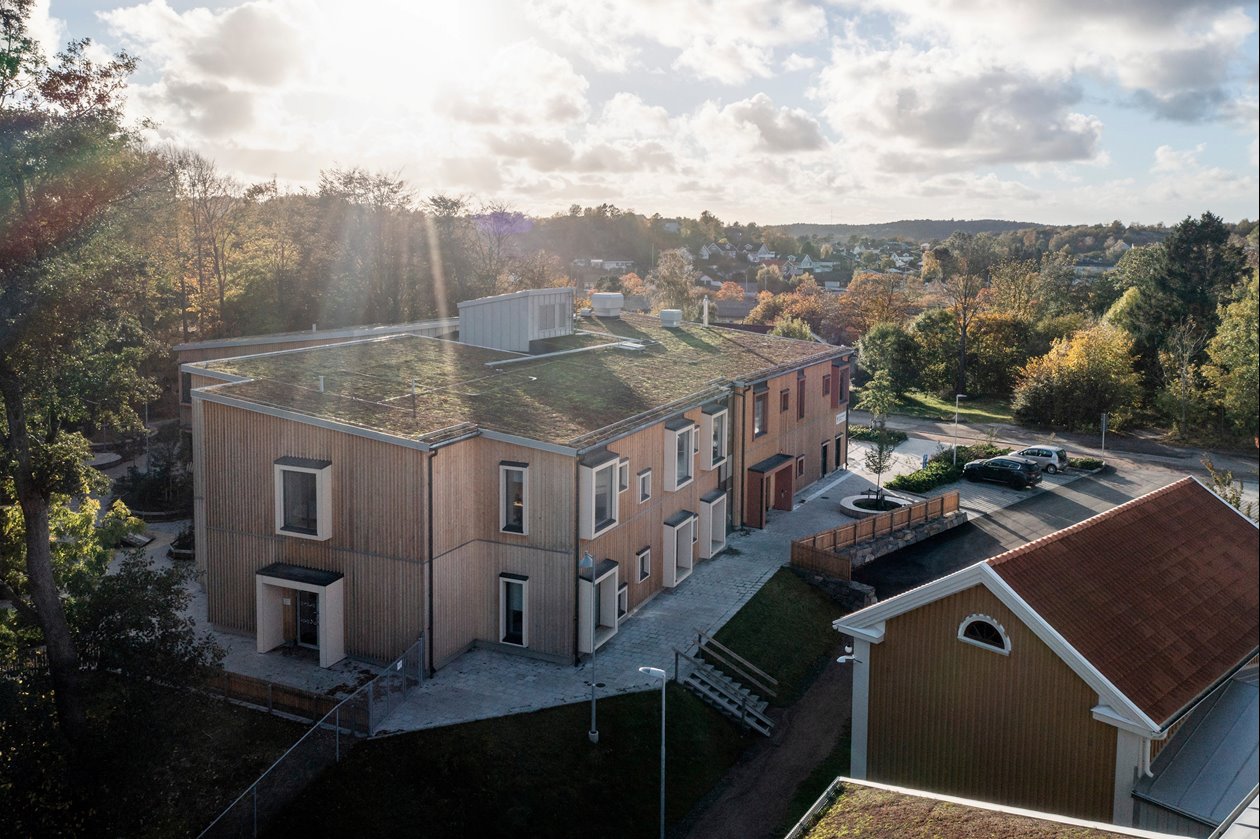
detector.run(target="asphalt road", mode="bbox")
[854,461,1193,600]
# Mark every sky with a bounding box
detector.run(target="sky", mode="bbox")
[33,0,1260,226]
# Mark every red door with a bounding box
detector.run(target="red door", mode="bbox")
[745,473,765,528]
[773,465,794,511]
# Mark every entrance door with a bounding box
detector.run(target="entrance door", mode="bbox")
[821,441,829,477]
[296,590,319,649]
[772,465,794,511]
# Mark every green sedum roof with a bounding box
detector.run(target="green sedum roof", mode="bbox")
[196,314,847,448]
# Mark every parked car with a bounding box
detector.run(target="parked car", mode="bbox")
[1013,445,1069,474]
[963,456,1044,488]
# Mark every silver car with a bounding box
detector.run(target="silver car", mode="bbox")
[1013,445,1068,474]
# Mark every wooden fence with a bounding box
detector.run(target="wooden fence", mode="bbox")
[212,670,341,723]
[790,491,961,580]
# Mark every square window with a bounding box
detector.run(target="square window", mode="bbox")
[273,458,332,541]
[638,470,652,503]
[637,547,650,582]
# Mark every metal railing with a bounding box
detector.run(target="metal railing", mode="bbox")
[199,637,424,839]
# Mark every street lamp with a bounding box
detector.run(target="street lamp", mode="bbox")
[952,394,967,465]
[579,551,599,744]
[639,666,667,839]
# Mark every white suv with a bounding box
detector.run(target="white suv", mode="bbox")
[1013,446,1068,474]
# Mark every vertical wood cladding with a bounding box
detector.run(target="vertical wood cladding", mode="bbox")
[199,400,426,662]
[585,404,723,615]
[867,584,1117,822]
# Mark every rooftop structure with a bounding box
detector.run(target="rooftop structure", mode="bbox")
[189,313,840,449]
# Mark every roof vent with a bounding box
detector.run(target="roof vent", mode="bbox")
[660,309,682,328]
[591,292,624,318]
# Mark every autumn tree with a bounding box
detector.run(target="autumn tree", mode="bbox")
[844,272,918,333]
[755,262,783,294]
[1012,324,1142,430]
[620,272,648,296]
[716,281,745,301]
[771,315,813,340]
[0,4,159,743]
[984,258,1042,320]
[922,232,998,394]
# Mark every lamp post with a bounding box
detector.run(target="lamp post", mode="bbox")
[952,394,967,465]
[639,666,667,839]
[579,551,599,744]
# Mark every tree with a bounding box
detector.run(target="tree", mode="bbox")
[857,322,919,396]
[857,370,898,500]
[910,308,959,395]
[716,281,745,302]
[648,248,698,316]
[1012,324,1142,431]
[1200,457,1257,522]
[966,313,1034,396]
[984,258,1042,320]
[755,262,783,294]
[1203,271,1259,436]
[844,272,917,333]
[619,272,648,296]
[922,232,998,395]
[770,315,813,340]
[1,5,157,743]
[1155,318,1207,437]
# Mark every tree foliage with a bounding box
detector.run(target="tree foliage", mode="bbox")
[1203,271,1259,436]
[857,322,919,396]
[1012,324,1142,430]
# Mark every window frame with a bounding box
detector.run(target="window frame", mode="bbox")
[823,373,831,397]
[637,546,651,581]
[499,462,529,536]
[638,469,652,503]
[618,459,631,493]
[664,422,697,492]
[753,392,768,438]
[580,455,622,539]
[273,459,332,541]
[181,370,193,406]
[957,613,1011,656]
[796,455,805,478]
[779,389,790,413]
[701,407,728,471]
[499,575,529,647]
[797,372,806,420]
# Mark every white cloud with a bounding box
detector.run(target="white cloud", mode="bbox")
[782,52,817,72]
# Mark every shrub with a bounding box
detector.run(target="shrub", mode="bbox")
[850,425,908,445]
[887,443,1010,493]
[1068,457,1105,471]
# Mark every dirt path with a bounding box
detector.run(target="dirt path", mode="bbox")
[685,647,852,839]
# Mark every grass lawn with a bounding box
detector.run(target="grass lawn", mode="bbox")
[712,568,848,706]
[775,731,851,836]
[895,390,1014,425]
[271,686,748,838]
[2,677,306,838]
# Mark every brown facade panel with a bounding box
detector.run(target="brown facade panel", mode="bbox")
[430,540,575,668]
[867,584,1117,822]
[199,401,426,663]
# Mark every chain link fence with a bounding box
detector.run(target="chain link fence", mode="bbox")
[199,637,424,838]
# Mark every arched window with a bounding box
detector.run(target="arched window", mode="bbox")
[957,614,1011,655]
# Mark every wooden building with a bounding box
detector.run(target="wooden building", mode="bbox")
[833,477,1259,828]
[186,293,852,674]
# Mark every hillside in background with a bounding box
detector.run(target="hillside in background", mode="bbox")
[771,219,1051,241]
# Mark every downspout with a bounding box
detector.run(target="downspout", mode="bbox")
[572,455,582,666]
[732,385,747,529]
[426,449,436,677]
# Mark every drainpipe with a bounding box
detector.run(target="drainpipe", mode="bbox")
[572,455,582,666]
[732,385,747,529]
[426,449,436,677]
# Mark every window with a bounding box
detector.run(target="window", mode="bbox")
[499,462,528,535]
[797,373,806,419]
[753,392,768,438]
[618,460,630,493]
[780,389,790,412]
[273,457,332,541]
[664,421,696,492]
[637,547,651,581]
[701,408,728,470]
[638,470,652,503]
[823,374,831,397]
[181,370,193,406]
[796,455,805,477]
[500,575,528,647]
[617,584,628,622]
[580,453,621,539]
[957,614,1010,655]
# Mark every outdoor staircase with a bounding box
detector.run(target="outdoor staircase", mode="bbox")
[677,632,777,736]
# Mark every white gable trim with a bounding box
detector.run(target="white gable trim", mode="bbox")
[832,559,1160,735]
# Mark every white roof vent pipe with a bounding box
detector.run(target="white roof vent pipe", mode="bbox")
[660,309,683,328]
[591,292,624,318]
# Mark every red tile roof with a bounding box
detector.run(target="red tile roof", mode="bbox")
[987,477,1259,727]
